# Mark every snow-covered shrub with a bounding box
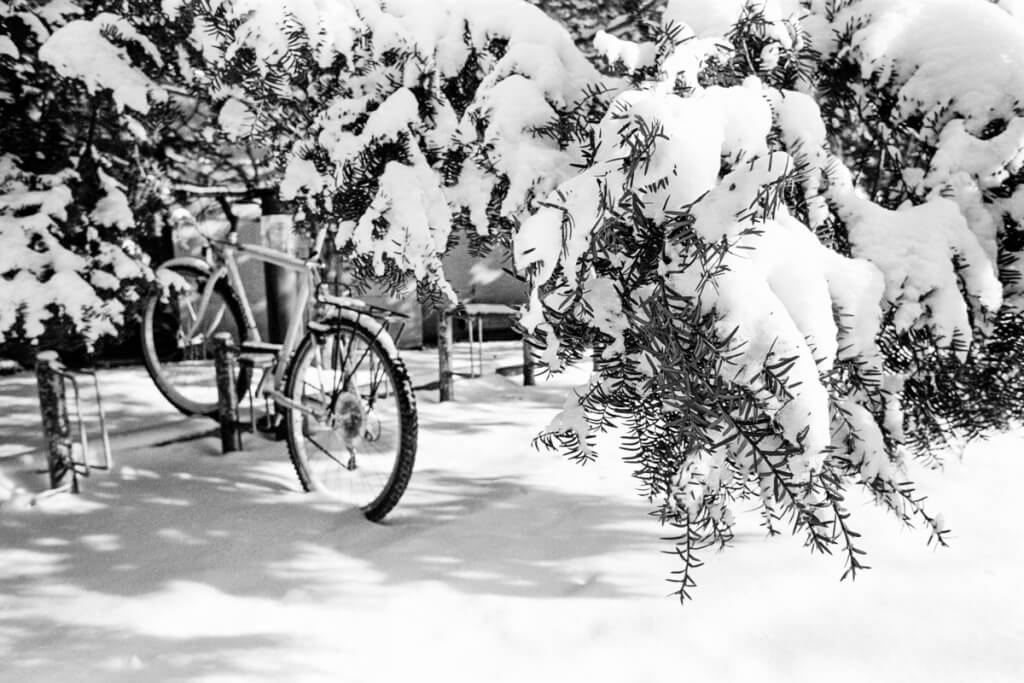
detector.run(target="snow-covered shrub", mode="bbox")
[0,1,168,359]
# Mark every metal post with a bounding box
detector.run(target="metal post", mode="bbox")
[213,333,243,454]
[467,313,481,378]
[476,316,484,377]
[438,308,454,402]
[35,351,76,492]
[466,312,475,377]
[522,339,536,386]
[260,190,297,344]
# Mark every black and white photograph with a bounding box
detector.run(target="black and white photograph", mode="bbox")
[1,0,1022,680]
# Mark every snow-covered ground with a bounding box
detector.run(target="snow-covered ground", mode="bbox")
[1,350,1022,682]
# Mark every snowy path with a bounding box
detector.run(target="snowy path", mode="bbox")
[1,367,1022,682]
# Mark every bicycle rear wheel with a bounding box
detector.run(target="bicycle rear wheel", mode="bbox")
[140,264,253,416]
[282,319,417,521]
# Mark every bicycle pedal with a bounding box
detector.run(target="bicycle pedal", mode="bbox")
[255,414,287,441]
[238,353,275,371]
[239,340,282,354]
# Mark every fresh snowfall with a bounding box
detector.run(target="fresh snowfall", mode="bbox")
[0,349,1022,682]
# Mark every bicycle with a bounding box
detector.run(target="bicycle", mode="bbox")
[139,207,417,521]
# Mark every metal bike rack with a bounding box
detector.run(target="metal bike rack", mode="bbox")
[436,304,535,402]
[35,351,113,494]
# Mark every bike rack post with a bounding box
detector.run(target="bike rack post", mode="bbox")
[438,308,454,402]
[213,333,243,454]
[35,351,77,492]
[522,339,536,387]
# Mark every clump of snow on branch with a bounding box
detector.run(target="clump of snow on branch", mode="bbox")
[593,30,658,73]
[663,0,800,40]
[807,0,1024,310]
[39,13,166,113]
[824,0,1024,133]
[835,193,1001,356]
[347,156,452,281]
[765,88,831,227]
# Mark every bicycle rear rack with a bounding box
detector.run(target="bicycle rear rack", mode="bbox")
[314,284,410,321]
[35,352,113,495]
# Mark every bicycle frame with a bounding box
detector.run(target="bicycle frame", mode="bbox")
[167,230,316,403]
[160,221,406,423]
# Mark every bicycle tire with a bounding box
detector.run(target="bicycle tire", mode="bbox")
[282,317,417,522]
[140,263,253,417]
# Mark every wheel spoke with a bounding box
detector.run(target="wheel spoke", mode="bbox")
[305,433,350,470]
[342,343,374,395]
[365,353,386,409]
[325,328,355,405]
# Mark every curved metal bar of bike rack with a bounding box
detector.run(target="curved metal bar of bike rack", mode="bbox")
[55,367,114,477]
[79,368,113,471]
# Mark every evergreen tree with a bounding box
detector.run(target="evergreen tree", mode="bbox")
[0,1,197,362]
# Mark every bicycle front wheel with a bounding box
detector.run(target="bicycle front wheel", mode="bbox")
[140,264,252,416]
[283,319,417,521]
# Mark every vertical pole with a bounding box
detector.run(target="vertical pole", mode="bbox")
[467,313,478,378]
[260,190,296,344]
[521,339,536,387]
[476,316,484,378]
[35,351,75,491]
[438,308,454,402]
[468,312,475,377]
[214,333,243,454]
